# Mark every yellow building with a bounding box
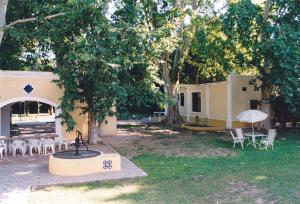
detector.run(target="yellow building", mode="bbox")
[0,70,117,140]
[178,74,261,128]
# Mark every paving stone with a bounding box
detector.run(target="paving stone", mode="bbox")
[0,144,147,204]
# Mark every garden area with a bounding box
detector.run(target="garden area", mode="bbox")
[29,125,300,204]
[0,0,299,203]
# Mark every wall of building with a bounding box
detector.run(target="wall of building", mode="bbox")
[178,74,261,128]
[0,71,117,140]
[208,81,227,121]
[230,74,261,124]
[178,81,227,125]
[99,116,118,137]
[178,85,206,123]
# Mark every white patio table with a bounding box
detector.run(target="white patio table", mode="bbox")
[244,132,266,148]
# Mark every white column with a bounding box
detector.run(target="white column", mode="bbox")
[55,108,62,138]
[226,75,232,128]
[205,85,210,118]
[186,87,191,122]
[1,105,11,136]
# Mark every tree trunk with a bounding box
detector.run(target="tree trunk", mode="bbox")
[258,0,272,130]
[260,78,272,129]
[0,0,8,46]
[88,113,100,144]
[166,83,183,125]
[163,0,199,125]
[162,53,182,125]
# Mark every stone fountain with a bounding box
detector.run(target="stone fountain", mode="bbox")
[49,131,121,176]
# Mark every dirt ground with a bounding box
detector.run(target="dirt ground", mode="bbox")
[103,124,236,159]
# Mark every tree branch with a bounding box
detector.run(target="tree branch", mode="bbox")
[0,13,65,31]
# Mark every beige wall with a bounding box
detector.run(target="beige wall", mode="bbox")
[178,74,261,128]
[100,116,117,137]
[0,72,62,106]
[178,81,227,122]
[208,82,227,121]
[0,71,117,140]
[230,74,261,122]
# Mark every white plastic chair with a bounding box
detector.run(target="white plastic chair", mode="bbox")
[235,128,245,139]
[28,139,42,156]
[230,129,244,149]
[12,140,26,157]
[259,129,277,150]
[42,139,55,154]
[0,140,7,157]
[54,136,68,151]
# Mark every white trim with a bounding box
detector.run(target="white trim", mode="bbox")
[205,85,210,118]
[0,96,58,108]
[55,108,62,138]
[186,87,191,122]
[0,97,62,137]
[226,75,232,128]
[178,81,227,87]
[0,70,58,79]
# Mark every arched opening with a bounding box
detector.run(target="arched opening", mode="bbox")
[0,97,62,138]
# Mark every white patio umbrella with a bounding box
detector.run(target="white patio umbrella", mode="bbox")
[236,110,268,135]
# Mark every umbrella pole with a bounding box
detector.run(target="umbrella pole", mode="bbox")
[252,123,256,148]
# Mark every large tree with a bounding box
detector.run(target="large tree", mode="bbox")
[1,0,161,143]
[0,1,129,143]
[115,0,217,125]
[221,0,300,129]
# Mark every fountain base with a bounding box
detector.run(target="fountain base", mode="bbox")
[49,150,121,176]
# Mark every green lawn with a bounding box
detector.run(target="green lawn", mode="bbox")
[29,129,300,204]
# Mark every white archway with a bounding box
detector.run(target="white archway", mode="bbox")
[0,96,62,137]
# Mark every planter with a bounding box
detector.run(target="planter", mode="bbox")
[182,124,225,132]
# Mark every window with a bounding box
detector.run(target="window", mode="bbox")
[242,87,247,91]
[179,93,184,106]
[250,100,258,110]
[192,92,201,112]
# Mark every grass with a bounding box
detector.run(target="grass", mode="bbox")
[29,130,300,204]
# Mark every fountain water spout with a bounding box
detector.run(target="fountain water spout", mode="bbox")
[74,130,88,156]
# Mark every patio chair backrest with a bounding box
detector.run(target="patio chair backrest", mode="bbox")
[43,139,54,145]
[235,128,244,139]
[267,130,276,144]
[12,140,25,147]
[268,129,276,135]
[54,136,63,143]
[0,140,5,145]
[230,130,236,140]
[29,139,41,146]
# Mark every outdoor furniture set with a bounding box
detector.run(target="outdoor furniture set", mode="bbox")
[230,128,277,150]
[0,135,69,158]
[231,109,276,150]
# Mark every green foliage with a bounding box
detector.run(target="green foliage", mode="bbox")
[46,1,126,130]
[181,18,229,84]
[0,0,55,70]
[1,0,166,130]
[270,1,300,117]
[221,0,300,118]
